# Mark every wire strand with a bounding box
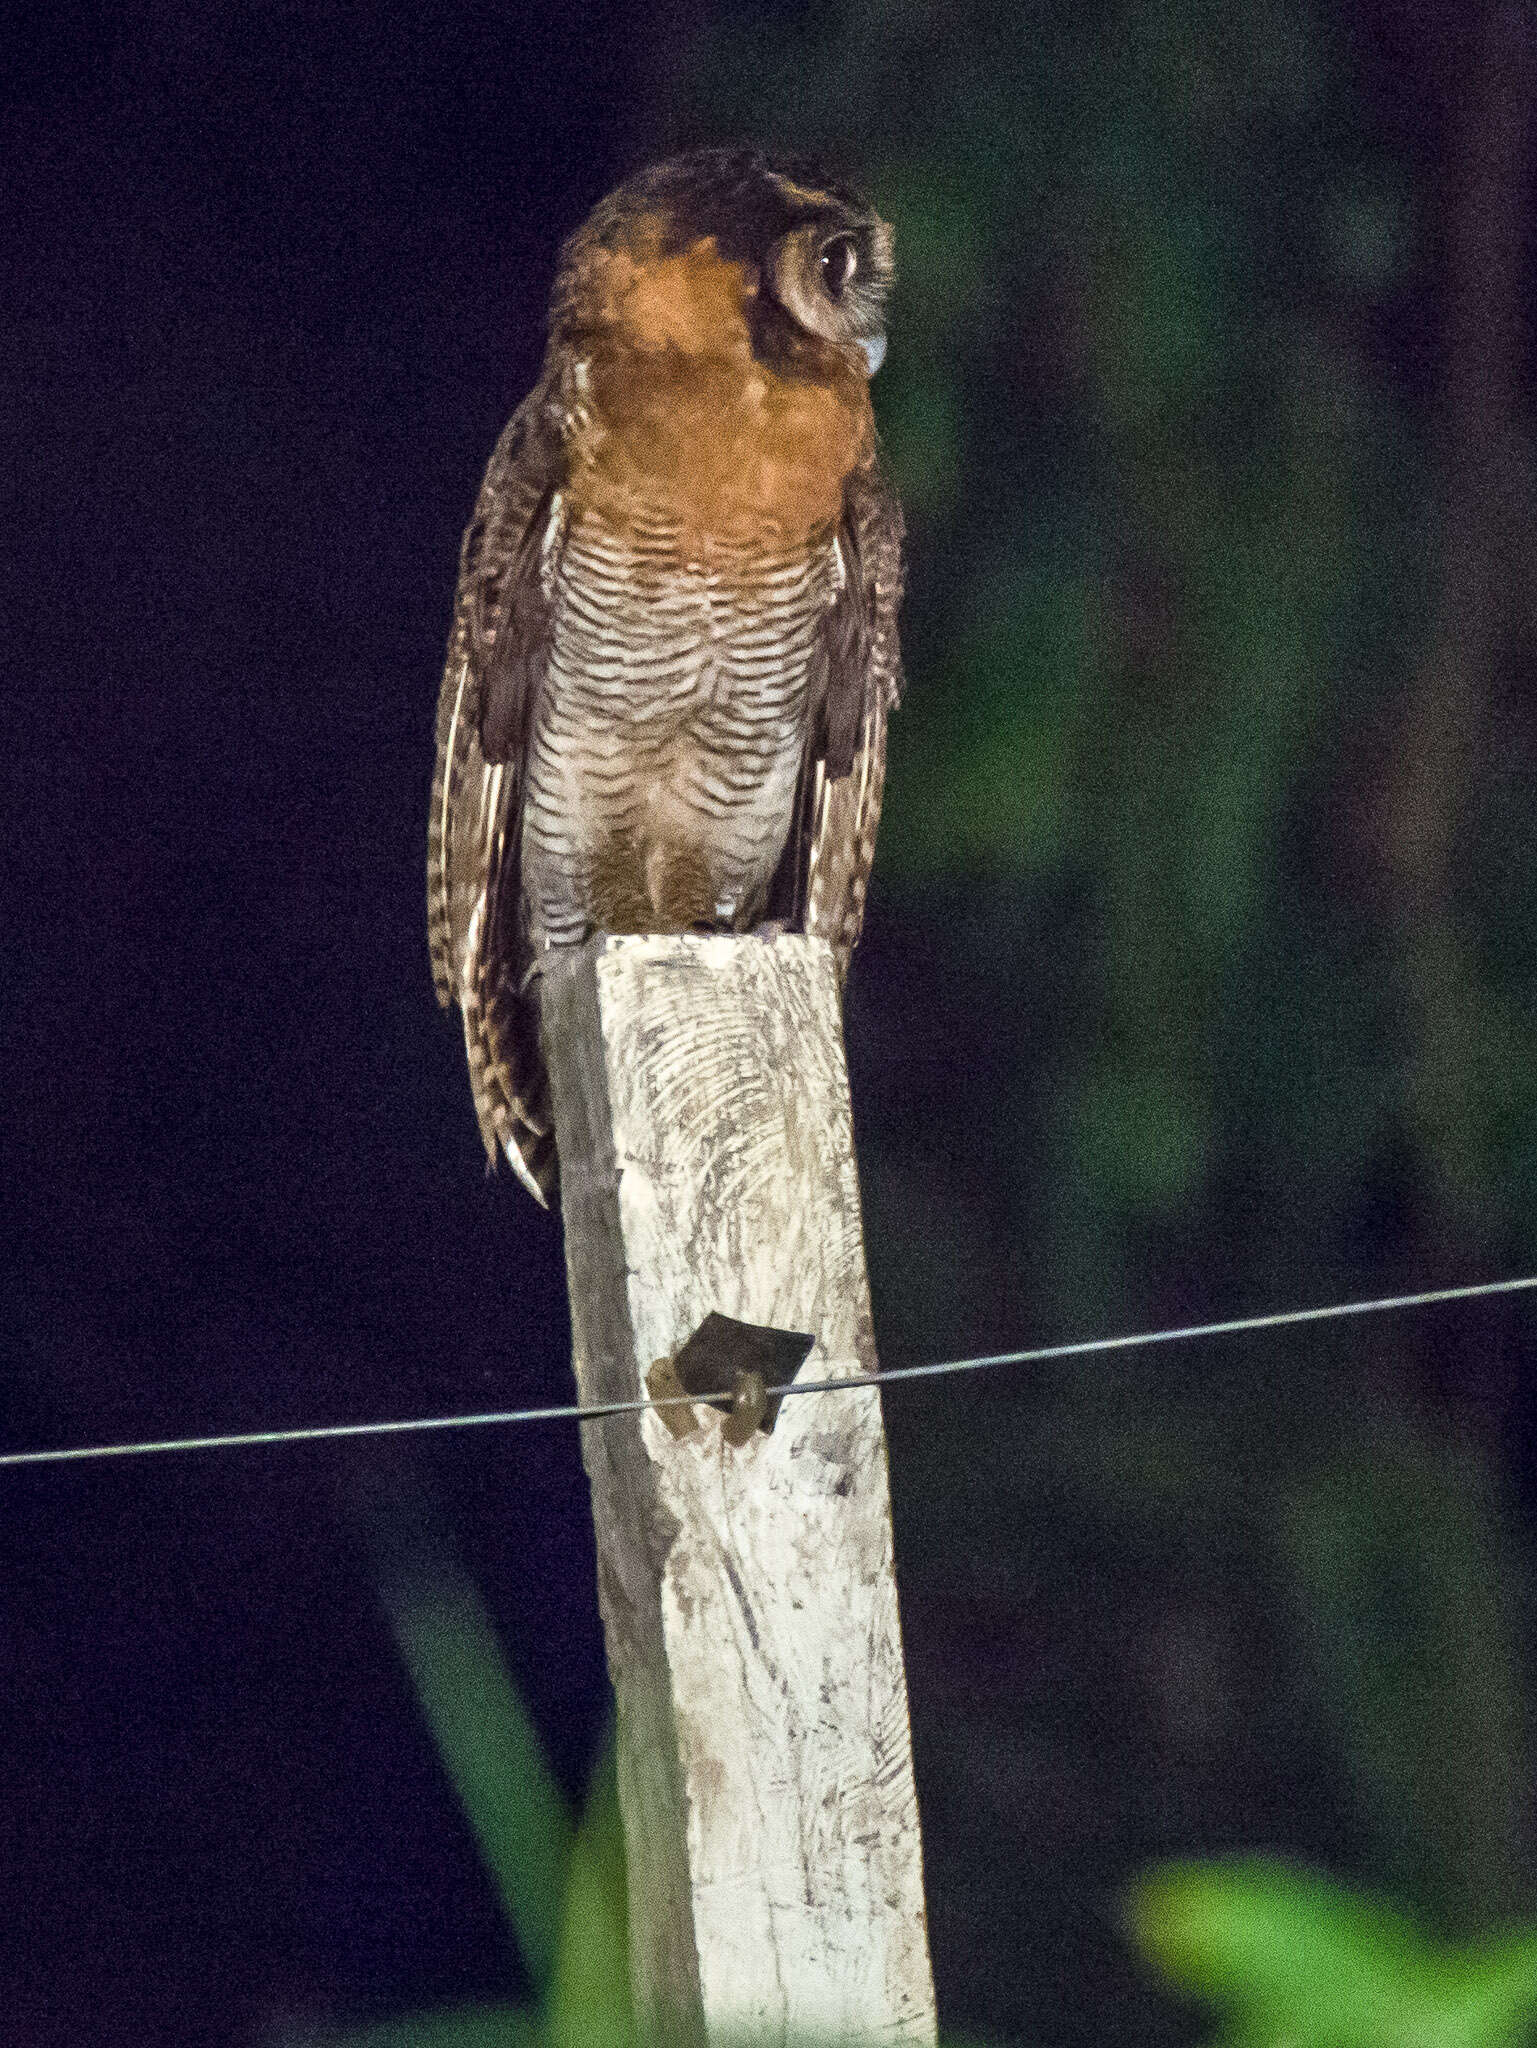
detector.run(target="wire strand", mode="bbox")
[4,1272,1534,1471]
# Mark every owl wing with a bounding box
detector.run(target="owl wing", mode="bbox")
[427,383,566,1202]
[771,455,905,976]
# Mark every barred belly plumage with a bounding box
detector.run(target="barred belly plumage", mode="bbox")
[521,505,835,948]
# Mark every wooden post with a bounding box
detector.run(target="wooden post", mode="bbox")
[540,932,937,2046]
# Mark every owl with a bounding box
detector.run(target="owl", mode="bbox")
[427,147,904,1202]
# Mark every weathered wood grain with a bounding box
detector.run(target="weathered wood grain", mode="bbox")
[541,932,936,2046]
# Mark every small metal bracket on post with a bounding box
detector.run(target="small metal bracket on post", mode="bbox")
[646,1311,816,1445]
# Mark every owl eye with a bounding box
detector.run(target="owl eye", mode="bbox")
[818,235,858,300]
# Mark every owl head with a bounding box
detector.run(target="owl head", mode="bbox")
[551,147,894,381]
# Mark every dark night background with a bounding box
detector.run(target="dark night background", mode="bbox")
[6,3,1537,2044]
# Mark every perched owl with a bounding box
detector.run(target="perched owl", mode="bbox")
[428,147,904,1202]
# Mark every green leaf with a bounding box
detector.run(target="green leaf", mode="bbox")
[544,1731,634,2048]
[1131,1858,1537,2048]
[1132,1858,1425,2017]
[363,1481,574,1996]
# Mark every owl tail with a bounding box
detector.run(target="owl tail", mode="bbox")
[461,943,557,1206]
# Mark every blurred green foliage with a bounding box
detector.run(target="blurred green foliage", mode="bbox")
[665,0,1537,1286]
[377,1536,574,1991]
[320,1488,632,2048]
[1132,1858,1537,2048]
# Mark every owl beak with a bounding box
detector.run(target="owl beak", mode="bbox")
[857,331,887,377]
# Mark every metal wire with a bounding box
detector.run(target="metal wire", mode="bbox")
[3,1272,1534,1471]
